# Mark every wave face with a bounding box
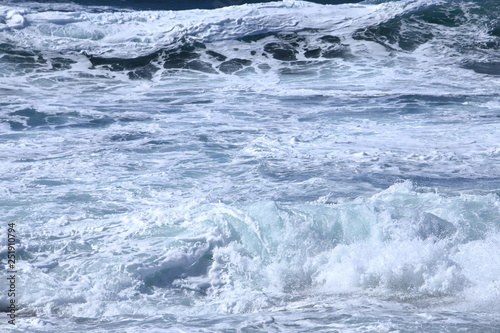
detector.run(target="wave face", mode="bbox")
[0,0,499,78]
[5,183,500,332]
[1,0,499,332]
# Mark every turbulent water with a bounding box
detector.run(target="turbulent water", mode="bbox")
[0,0,499,331]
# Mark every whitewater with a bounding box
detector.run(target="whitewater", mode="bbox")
[0,0,499,332]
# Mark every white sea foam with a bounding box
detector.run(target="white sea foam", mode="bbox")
[1,0,499,332]
[0,0,444,57]
[1,182,497,322]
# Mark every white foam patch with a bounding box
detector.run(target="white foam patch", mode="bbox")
[0,1,418,57]
[4,182,498,320]
[452,233,500,312]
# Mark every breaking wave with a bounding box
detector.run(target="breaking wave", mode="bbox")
[1,0,498,80]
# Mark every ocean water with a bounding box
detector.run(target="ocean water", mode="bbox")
[0,0,499,331]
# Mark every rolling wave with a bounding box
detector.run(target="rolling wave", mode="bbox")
[0,0,498,80]
[12,182,500,317]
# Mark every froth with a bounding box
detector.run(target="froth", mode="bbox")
[10,182,500,318]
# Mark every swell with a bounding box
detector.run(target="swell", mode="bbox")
[1,0,498,80]
[353,0,500,73]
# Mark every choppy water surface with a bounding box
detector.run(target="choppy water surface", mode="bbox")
[1,0,499,332]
